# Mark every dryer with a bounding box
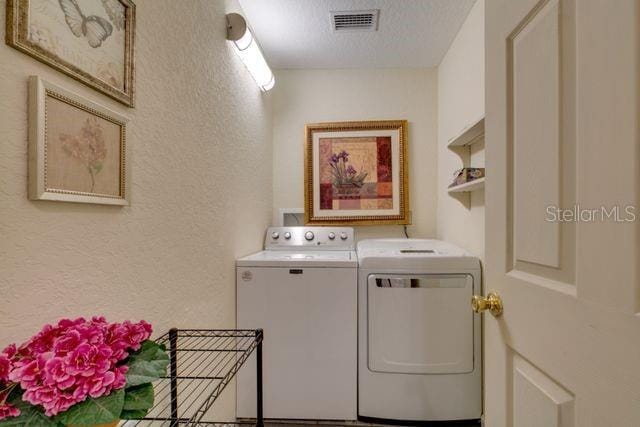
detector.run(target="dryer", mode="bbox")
[357,239,481,423]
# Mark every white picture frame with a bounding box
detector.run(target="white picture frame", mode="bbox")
[28,75,130,205]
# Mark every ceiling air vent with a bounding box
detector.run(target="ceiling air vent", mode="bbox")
[331,10,379,32]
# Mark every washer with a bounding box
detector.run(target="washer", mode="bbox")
[236,227,357,420]
[357,239,482,422]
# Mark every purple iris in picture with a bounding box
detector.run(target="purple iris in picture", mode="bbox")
[327,150,368,189]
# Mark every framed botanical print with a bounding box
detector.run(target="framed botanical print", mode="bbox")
[304,120,410,225]
[28,75,130,205]
[7,0,136,107]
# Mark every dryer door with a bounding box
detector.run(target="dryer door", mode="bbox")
[367,273,474,374]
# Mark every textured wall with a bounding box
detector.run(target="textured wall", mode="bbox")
[0,0,272,417]
[437,0,485,257]
[272,68,438,240]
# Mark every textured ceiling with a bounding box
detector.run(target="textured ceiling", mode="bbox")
[237,0,476,69]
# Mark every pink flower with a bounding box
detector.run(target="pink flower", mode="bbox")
[3,317,154,417]
[0,390,19,421]
[42,392,77,417]
[120,320,152,351]
[66,343,112,377]
[113,365,128,389]
[20,324,62,356]
[74,323,105,346]
[56,318,86,329]
[9,354,50,389]
[0,344,18,381]
[23,385,58,406]
[75,371,115,399]
[60,118,108,193]
[52,330,82,357]
[2,344,16,359]
[0,355,11,381]
[105,323,129,362]
[43,357,75,390]
[0,402,20,420]
[90,316,107,325]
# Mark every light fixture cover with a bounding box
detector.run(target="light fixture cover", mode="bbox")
[226,13,275,92]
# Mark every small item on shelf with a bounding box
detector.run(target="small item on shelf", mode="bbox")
[449,168,485,188]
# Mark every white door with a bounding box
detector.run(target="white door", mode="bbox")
[484,0,640,426]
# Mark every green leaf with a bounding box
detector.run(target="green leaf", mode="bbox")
[125,340,170,387]
[54,389,124,426]
[123,384,154,411]
[0,396,62,427]
[120,409,148,420]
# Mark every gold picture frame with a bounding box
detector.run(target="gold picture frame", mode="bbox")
[28,75,130,205]
[7,0,136,107]
[304,120,410,225]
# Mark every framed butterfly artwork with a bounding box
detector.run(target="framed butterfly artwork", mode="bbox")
[6,0,136,107]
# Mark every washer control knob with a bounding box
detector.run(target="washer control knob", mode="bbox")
[340,232,349,240]
[328,232,336,240]
[284,232,292,239]
[304,231,315,241]
[271,232,280,240]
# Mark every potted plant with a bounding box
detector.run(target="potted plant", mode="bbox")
[0,317,169,426]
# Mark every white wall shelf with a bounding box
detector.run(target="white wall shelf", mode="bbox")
[446,116,486,206]
[447,177,485,193]
[447,117,485,148]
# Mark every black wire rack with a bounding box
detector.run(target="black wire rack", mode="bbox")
[125,328,264,427]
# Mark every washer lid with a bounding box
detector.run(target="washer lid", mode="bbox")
[236,250,357,268]
[357,239,479,270]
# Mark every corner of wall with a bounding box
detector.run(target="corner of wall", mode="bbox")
[436,0,485,258]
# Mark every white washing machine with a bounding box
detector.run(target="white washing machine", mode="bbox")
[357,239,482,423]
[236,227,357,420]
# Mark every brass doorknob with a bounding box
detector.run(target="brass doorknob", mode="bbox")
[471,292,503,316]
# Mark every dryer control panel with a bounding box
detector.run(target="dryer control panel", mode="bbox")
[265,227,355,250]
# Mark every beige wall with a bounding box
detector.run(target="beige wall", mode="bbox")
[0,1,272,417]
[437,0,485,257]
[272,68,438,239]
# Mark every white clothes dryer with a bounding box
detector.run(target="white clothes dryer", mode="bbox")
[357,239,482,423]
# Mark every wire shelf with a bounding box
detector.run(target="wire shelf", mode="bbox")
[124,329,264,427]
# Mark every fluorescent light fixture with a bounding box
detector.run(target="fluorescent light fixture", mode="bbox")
[226,13,275,92]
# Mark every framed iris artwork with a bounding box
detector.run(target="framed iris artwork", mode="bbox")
[28,76,129,205]
[304,120,410,225]
[6,0,136,106]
